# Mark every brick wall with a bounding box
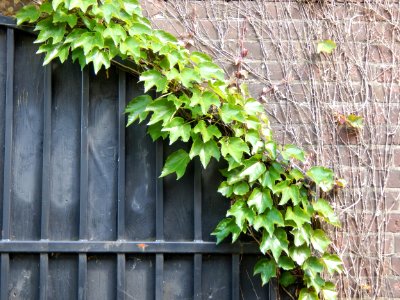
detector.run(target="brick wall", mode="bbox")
[141,0,400,298]
[1,0,399,298]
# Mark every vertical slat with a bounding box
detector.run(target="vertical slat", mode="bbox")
[155,254,164,300]
[78,68,89,300]
[2,28,13,241]
[193,160,202,241]
[39,64,52,300]
[117,254,126,300]
[0,254,10,300]
[232,255,240,300]
[78,254,87,300]
[1,28,14,300]
[117,70,126,240]
[193,254,202,300]
[117,71,126,300]
[156,140,164,241]
[79,68,89,240]
[41,64,52,239]
[155,140,164,300]
[193,160,202,299]
[39,254,49,300]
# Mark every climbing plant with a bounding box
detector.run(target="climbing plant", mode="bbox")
[16,1,343,299]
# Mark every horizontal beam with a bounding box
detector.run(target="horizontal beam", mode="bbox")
[0,240,261,254]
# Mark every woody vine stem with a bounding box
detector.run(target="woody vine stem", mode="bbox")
[17,1,344,299]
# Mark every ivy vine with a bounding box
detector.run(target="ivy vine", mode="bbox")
[16,1,343,299]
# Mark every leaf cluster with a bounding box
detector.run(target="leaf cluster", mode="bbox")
[16,1,343,299]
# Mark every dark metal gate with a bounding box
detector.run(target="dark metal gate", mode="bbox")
[0,16,273,300]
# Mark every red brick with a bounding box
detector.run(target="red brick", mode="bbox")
[388,214,400,232]
[386,190,400,211]
[395,149,400,167]
[387,278,400,298]
[392,257,400,275]
[395,234,400,253]
[388,169,400,188]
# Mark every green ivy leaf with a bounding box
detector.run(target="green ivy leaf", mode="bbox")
[181,68,201,88]
[253,207,284,236]
[313,198,340,226]
[321,254,343,275]
[226,155,241,171]
[279,271,297,287]
[289,168,304,181]
[310,229,331,253]
[303,258,325,293]
[38,2,53,14]
[189,135,220,168]
[265,141,277,160]
[160,149,190,180]
[248,188,273,214]
[278,256,295,270]
[38,43,69,65]
[53,10,78,27]
[220,103,246,124]
[260,228,289,261]
[211,218,241,244]
[227,200,254,230]
[120,36,142,60]
[303,256,324,274]
[245,129,261,148]
[306,166,335,192]
[201,91,221,113]
[289,245,311,265]
[244,99,264,115]
[232,181,249,196]
[35,22,66,44]
[140,70,167,92]
[299,288,319,300]
[275,183,300,206]
[103,22,127,45]
[193,120,222,142]
[217,181,233,198]
[267,207,285,227]
[128,22,152,35]
[285,206,311,228]
[125,95,152,125]
[291,223,312,247]
[52,0,69,10]
[321,282,338,300]
[220,137,250,163]
[240,161,266,183]
[317,39,336,54]
[224,168,245,185]
[71,48,86,69]
[281,144,305,162]
[69,0,96,13]
[71,32,105,56]
[16,5,41,25]
[162,117,191,144]
[260,172,273,189]
[154,29,178,43]
[253,214,274,236]
[190,51,212,64]
[122,1,141,16]
[253,259,277,286]
[91,50,110,74]
[198,62,225,81]
[96,2,120,23]
[145,98,176,126]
